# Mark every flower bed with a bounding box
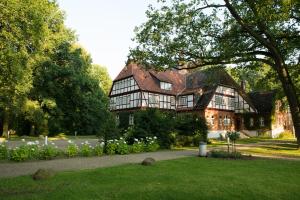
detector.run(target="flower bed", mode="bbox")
[0,137,160,162]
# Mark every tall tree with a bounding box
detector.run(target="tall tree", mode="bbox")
[130,0,300,145]
[0,0,72,136]
[89,64,112,95]
[31,43,109,135]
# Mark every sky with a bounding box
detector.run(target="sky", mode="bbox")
[57,0,156,79]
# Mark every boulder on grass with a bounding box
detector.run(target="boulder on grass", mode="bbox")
[32,169,55,180]
[141,157,155,166]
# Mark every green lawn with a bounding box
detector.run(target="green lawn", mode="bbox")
[1,157,300,200]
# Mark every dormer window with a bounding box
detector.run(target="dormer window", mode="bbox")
[160,81,172,90]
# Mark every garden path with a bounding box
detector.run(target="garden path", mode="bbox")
[0,150,197,178]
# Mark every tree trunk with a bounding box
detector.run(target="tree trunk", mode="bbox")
[276,62,300,147]
[2,108,9,138]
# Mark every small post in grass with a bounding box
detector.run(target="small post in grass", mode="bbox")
[199,141,207,157]
[45,136,48,145]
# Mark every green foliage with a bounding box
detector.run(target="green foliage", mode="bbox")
[31,43,109,136]
[277,131,295,139]
[66,141,79,157]
[210,150,243,159]
[89,64,112,95]
[226,131,240,142]
[144,137,160,152]
[94,144,104,156]
[131,109,175,148]
[80,142,93,157]
[0,143,8,160]
[116,138,129,155]
[9,145,30,162]
[106,140,117,155]
[0,0,74,137]
[131,139,144,153]
[39,145,59,160]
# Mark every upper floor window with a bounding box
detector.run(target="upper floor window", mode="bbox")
[160,81,172,90]
[111,77,139,95]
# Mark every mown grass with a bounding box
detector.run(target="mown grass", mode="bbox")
[1,157,300,200]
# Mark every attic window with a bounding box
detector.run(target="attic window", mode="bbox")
[160,81,172,90]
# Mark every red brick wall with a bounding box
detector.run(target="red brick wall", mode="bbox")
[205,109,235,131]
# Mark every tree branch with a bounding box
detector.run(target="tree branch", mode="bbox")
[223,0,279,58]
[174,56,275,70]
[194,4,226,12]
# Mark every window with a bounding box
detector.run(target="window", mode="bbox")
[109,92,141,110]
[160,81,172,90]
[250,118,254,127]
[224,115,230,126]
[179,96,187,106]
[129,114,134,126]
[219,116,223,126]
[215,95,222,106]
[210,115,214,125]
[259,117,264,127]
[111,77,139,95]
[115,115,120,126]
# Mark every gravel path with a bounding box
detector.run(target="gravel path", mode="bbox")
[0,150,198,178]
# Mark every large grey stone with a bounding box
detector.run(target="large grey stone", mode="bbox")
[32,168,55,180]
[141,157,155,166]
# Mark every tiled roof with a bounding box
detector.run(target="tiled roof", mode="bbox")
[114,63,185,95]
[248,91,276,113]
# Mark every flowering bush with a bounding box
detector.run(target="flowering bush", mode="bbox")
[39,142,59,160]
[0,142,8,160]
[66,140,78,157]
[26,141,40,159]
[116,137,129,155]
[10,145,30,161]
[131,138,144,153]
[80,141,93,157]
[144,136,160,152]
[94,142,104,156]
[106,139,117,155]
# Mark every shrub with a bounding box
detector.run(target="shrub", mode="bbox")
[26,142,40,159]
[94,143,104,156]
[0,143,8,160]
[66,140,78,157]
[39,144,59,160]
[106,139,117,155]
[116,137,129,155]
[277,131,295,139]
[210,150,243,159]
[144,137,160,152]
[132,109,176,148]
[80,141,93,157]
[131,138,144,153]
[10,145,30,161]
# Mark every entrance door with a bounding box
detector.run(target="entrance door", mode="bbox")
[235,118,241,131]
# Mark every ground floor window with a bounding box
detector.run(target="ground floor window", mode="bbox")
[129,114,134,125]
[116,115,120,126]
[250,118,254,127]
[260,117,264,127]
[224,115,230,126]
